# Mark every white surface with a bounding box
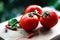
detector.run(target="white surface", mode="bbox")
[0,7,60,40]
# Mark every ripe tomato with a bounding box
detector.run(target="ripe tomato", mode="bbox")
[39,10,58,29]
[25,5,43,15]
[20,13,39,31]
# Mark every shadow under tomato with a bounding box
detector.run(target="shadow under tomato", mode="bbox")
[39,27,52,35]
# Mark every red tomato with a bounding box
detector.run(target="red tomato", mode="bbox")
[39,10,58,29]
[20,13,39,31]
[25,5,43,15]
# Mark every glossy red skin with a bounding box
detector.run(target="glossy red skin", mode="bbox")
[20,13,39,31]
[25,5,42,15]
[40,10,58,29]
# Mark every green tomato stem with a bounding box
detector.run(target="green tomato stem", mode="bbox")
[28,13,34,17]
[42,11,50,18]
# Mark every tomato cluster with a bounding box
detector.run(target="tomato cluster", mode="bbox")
[20,5,59,32]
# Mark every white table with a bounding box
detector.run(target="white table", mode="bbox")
[0,7,60,40]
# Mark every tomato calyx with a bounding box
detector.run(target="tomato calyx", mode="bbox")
[33,10,41,17]
[41,11,50,18]
[31,10,50,18]
[28,10,42,17]
[28,10,41,17]
[30,10,50,19]
[28,13,34,17]
[44,11,50,16]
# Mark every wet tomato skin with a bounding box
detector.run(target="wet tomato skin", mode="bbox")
[20,13,39,31]
[40,10,58,29]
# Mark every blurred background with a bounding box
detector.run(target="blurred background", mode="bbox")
[0,0,60,23]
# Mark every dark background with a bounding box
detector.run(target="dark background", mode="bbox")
[0,0,60,23]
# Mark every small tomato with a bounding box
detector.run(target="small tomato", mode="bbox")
[40,10,58,29]
[20,13,39,31]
